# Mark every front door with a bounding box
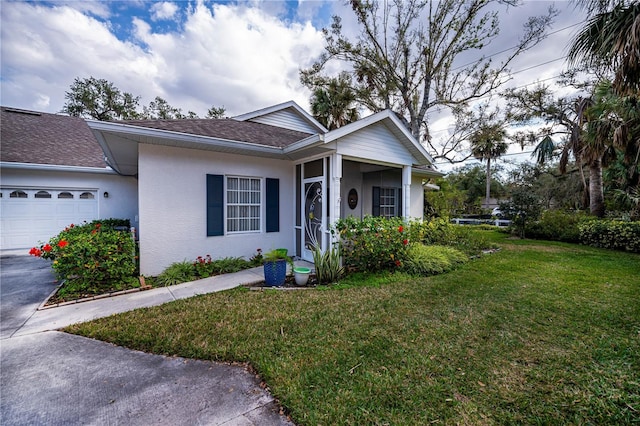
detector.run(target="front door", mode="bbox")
[302,178,324,261]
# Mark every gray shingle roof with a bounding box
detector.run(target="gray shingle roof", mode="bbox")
[121,118,313,148]
[1,107,106,168]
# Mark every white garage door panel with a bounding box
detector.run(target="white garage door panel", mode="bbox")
[56,203,76,215]
[1,189,99,250]
[2,202,30,217]
[78,203,98,216]
[3,232,33,248]
[32,218,58,232]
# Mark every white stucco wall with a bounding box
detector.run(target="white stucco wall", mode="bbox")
[138,144,295,276]
[0,167,138,225]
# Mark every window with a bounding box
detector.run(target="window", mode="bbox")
[226,177,261,233]
[207,175,279,236]
[58,192,74,199]
[379,188,396,218]
[34,191,52,199]
[206,175,280,237]
[79,192,94,199]
[372,186,402,218]
[10,190,28,198]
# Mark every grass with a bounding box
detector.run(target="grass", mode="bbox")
[66,232,640,425]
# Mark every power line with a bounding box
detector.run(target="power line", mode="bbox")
[510,56,567,75]
[451,21,584,72]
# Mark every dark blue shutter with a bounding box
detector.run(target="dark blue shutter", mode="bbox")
[266,178,279,233]
[372,186,381,217]
[396,187,403,217]
[207,174,224,236]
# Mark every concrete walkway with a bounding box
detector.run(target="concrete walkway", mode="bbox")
[1,255,309,426]
[12,265,269,337]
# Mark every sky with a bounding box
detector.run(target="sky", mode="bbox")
[0,0,589,170]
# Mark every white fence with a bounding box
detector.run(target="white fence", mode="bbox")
[451,218,511,227]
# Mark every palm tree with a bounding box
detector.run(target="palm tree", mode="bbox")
[568,1,640,95]
[585,80,640,216]
[566,1,640,216]
[470,124,509,208]
[310,73,359,130]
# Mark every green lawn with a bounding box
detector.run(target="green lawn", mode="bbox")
[66,233,640,425]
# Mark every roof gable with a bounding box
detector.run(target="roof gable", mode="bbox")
[324,110,436,167]
[233,101,328,134]
[0,106,106,168]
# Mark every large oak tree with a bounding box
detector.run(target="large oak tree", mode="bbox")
[301,0,556,162]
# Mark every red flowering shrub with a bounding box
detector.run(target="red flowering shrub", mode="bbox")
[29,219,136,286]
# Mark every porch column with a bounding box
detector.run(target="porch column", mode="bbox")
[402,165,411,218]
[330,154,342,246]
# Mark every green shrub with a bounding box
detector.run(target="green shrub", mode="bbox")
[156,261,197,286]
[406,217,454,246]
[334,217,494,273]
[407,218,495,255]
[193,254,251,278]
[525,210,588,243]
[402,244,468,276]
[578,220,640,253]
[29,220,136,286]
[210,257,251,275]
[334,216,408,272]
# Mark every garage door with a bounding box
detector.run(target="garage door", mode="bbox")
[1,188,98,250]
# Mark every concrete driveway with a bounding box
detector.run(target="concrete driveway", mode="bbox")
[0,254,58,339]
[0,255,294,425]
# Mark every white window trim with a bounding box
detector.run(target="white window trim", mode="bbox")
[225,176,263,234]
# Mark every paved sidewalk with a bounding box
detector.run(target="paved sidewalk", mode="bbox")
[12,266,268,336]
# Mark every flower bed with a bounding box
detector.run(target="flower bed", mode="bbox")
[30,219,139,305]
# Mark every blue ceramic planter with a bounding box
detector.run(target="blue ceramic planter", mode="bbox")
[263,259,287,286]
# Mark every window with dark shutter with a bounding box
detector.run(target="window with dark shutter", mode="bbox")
[373,186,402,218]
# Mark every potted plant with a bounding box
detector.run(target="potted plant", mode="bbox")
[293,266,311,286]
[263,248,290,287]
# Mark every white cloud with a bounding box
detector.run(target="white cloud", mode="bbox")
[0,0,326,116]
[150,2,179,21]
[128,2,326,114]
[0,0,589,137]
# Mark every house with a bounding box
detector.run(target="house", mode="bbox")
[87,101,442,276]
[0,107,138,252]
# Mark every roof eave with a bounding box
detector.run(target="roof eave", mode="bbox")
[0,161,115,174]
[282,134,324,154]
[412,166,444,178]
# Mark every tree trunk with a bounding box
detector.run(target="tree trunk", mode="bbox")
[485,158,491,208]
[589,158,605,217]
